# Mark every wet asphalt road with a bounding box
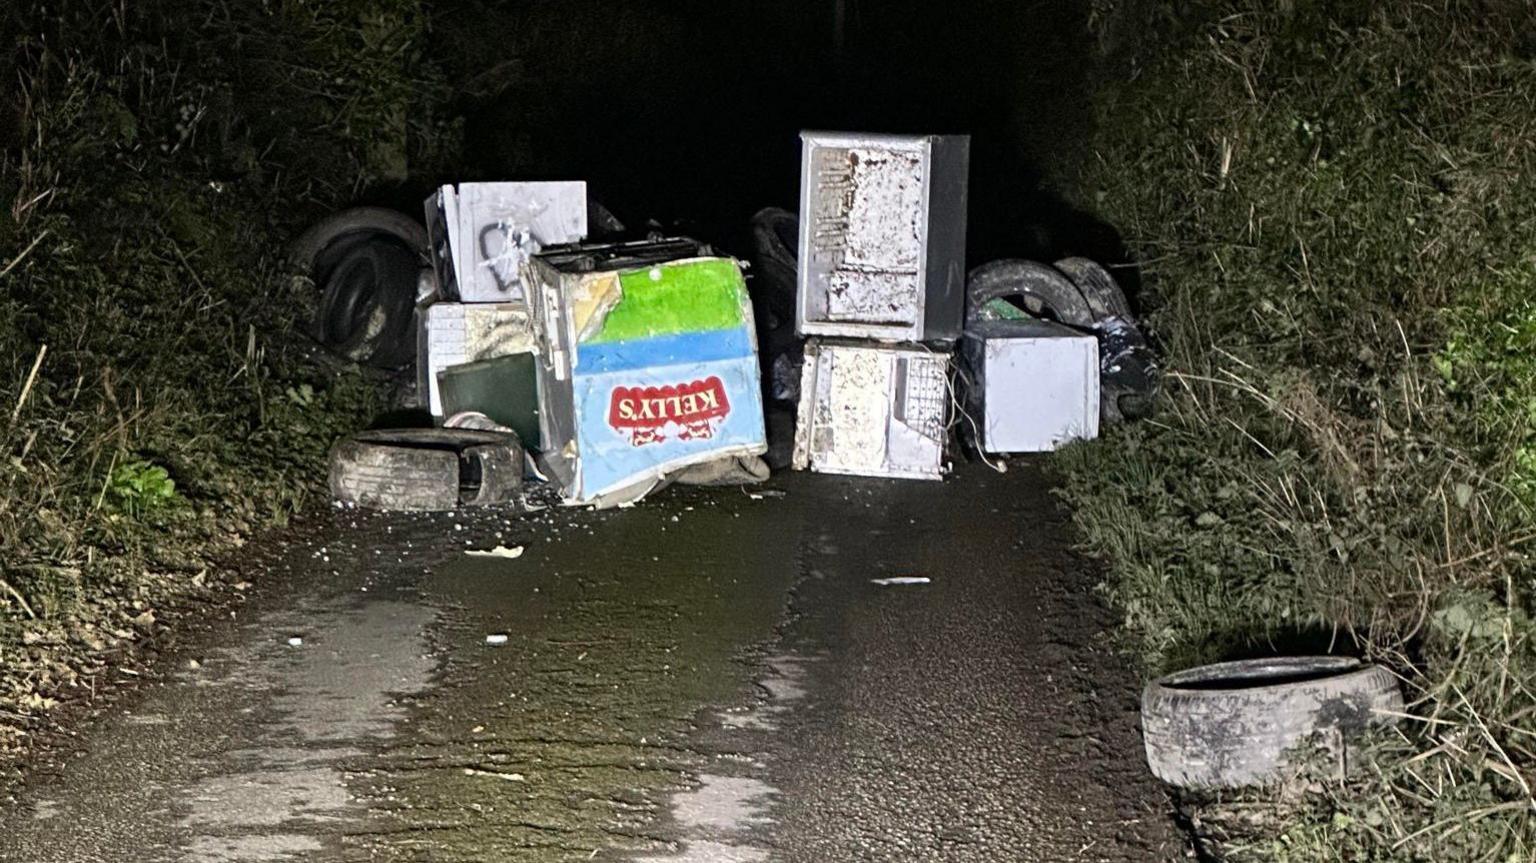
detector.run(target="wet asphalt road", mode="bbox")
[0,463,1179,861]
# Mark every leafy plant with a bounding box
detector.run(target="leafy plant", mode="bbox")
[105,460,180,519]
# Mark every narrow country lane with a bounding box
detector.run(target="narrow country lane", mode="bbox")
[0,464,1178,862]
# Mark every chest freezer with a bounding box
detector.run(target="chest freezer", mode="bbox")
[523,242,767,505]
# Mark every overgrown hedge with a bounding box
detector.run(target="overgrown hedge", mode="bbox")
[0,0,447,758]
[1062,2,1536,858]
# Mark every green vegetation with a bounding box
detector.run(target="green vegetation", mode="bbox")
[0,0,449,759]
[1060,2,1536,858]
[105,460,181,520]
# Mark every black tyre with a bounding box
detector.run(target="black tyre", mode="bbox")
[328,428,524,512]
[966,259,1095,328]
[1053,257,1134,321]
[316,239,420,369]
[1141,656,1403,789]
[749,207,799,330]
[292,207,428,370]
[288,206,428,271]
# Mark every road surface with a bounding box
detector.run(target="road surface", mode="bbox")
[0,463,1179,861]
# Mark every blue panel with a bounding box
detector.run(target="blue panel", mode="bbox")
[575,328,755,374]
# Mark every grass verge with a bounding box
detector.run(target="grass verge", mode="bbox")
[0,0,447,768]
[1058,2,1536,859]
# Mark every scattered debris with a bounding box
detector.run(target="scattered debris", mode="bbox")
[465,545,524,560]
[484,634,509,646]
[443,410,512,434]
[315,140,1145,520]
[286,636,304,647]
[870,576,931,586]
[463,767,525,782]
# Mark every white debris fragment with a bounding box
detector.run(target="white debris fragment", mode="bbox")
[869,576,931,586]
[463,767,525,782]
[287,636,304,647]
[485,633,509,646]
[466,545,525,560]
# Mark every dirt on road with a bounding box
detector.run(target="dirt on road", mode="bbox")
[0,463,1180,861]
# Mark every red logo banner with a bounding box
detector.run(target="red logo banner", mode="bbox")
[608,376,732,446]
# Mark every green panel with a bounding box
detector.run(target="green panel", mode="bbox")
[980,298,1032,321]
[437,353,542,448]
[587,258,748,344]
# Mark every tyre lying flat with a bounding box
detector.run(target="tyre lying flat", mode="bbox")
[328,428,524,511]
[1141,655,1403,789]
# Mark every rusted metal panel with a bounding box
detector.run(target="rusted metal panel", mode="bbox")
[797,132,970,342]
[792,339,949,480]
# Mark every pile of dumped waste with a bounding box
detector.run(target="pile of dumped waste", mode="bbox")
[293,132,1159,513]
[288,131,1421,819]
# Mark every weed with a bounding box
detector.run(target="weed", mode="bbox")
[1062,1,1536,858]
[0,0,445,758]
[105,460,180,520]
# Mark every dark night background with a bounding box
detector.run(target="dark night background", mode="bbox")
[420,0,1111,264]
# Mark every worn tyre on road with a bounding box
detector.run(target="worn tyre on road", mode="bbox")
[328,428,524,511]
[1141,656,1403,789]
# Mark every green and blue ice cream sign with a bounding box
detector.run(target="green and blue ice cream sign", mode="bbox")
[529,254,766,504]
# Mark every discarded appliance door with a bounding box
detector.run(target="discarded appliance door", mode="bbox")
[792,339,950,480]
[524,244,767,505]
[437,353,542,448]
[961,319,1099,453]
[424,182,587,303]
[797,132,970,343]
[417,302,537,416]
